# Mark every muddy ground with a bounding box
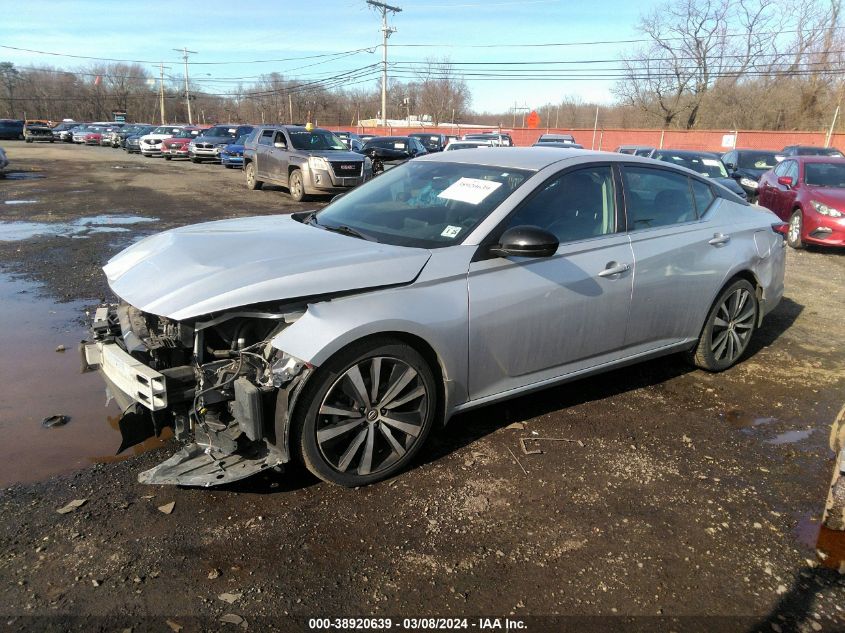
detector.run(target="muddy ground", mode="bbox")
[0,142,844,633]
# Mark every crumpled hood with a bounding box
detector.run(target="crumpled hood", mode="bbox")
[104,215,432,320]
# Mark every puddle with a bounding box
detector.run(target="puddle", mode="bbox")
[723,410,778,429]
[4,200,39,205]
[766,429,816,445]
[794,513,845,572]
[2,171,45,180]
[0,215,158,241]
[0,273,170,486]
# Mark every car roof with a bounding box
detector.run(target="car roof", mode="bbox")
[652,149,720,158]
[417,146,607,170]
[786,155,845,163]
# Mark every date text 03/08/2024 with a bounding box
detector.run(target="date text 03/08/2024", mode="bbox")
[307,618,527,630]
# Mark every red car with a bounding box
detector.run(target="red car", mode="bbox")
[162,127,203,160]
[757,156,845,249]
[84,130,104,145]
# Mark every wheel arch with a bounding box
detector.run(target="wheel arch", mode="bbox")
[696,269,763,339]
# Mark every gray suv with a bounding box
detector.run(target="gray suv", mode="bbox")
[243,125,371,201]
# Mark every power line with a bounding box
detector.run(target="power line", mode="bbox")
[0,44,379,65]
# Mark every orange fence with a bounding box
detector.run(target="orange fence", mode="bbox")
[335,125,845,152]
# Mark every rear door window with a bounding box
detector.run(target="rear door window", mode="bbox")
[622,166,698,229]
[258,130,274,146]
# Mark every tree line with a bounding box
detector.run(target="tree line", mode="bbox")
[1,0,842,131]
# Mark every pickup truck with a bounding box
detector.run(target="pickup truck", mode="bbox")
[243,125,371,201]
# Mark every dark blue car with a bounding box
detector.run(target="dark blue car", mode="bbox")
[220,133,249,169]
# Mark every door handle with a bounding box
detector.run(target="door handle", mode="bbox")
[598,262,631,278]
[708,233,731,246]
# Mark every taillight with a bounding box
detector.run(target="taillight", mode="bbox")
[771,222,789,236]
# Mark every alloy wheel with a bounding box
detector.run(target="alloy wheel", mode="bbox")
[710,287,755,363]
[315,356,429,476]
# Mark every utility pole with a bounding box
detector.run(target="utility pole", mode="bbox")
[158,63,170,125]
[174,47,197,124]
[289,92,294,124]
[367,0,401,128]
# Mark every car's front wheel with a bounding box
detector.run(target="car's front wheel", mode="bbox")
[787,210,805,249]
[245,163,263,190]
[689,279,758,372]
[289,169,307,202]
[297,338,437,486]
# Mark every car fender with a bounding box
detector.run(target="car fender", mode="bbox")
[271,250,474,417]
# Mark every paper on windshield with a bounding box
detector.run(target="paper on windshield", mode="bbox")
[702,159,721,166]
[437,178,503,205]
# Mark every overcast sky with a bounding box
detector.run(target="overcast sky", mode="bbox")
[0,0,659,114]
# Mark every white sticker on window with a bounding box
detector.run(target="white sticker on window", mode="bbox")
[441,225,462,238]
[394,142,406,149]
[228,128,236,133]
[437,178,503,205]
[702,158,721,166]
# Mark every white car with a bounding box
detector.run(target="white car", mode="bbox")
[139,126,188,157]
[444,140,493,151]
[0,147,8,174]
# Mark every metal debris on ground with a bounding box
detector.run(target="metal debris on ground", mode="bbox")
[41,414,69,428]
[56,498,87,514]
[506,447,528,475]
[520,437,584,455]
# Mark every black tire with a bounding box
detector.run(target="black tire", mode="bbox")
[190,157,200,163]
[245,162,263,190]
[688,279,758,372]
[296,338,438,487]
[289,169,307,202]
[25,138,32,143]
[164,155,171,161]
[787,210,804,249]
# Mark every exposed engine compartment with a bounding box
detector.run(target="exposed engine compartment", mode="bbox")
[84,301,310,486]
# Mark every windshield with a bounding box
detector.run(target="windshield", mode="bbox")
[736,152,777,169]
[368,138,409,150]
[310,161,532,249]
[152,126,181,135]
[654,153,728,178]
[204,125,239,138]
[289,130,346,150]
[170,129,197,138]
[233,134,248,145]
[804,162,845,187]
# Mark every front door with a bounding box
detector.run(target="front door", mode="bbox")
[467,165,634,400]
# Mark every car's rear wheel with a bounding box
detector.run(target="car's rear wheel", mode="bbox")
[164,156,171,161]
[297,338,437,487]
[245,163,263,190]
[689,279,758,372]
[787,210,805,249]
[289,169,307,202]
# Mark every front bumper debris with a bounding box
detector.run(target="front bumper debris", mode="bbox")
[138,442,284,487]
[83,303,304,487]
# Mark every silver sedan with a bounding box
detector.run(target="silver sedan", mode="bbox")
[83,148,786,488]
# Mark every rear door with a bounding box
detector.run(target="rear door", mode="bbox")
[622,164,740,348]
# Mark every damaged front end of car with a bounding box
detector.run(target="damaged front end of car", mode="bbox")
[82,302,312,487]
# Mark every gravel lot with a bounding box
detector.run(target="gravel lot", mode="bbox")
[0,142,844,633]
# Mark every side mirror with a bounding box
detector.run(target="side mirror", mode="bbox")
[777,176,794,188]
[274,141,286,149]
[490,226,559,258]
[725,162,736,171]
